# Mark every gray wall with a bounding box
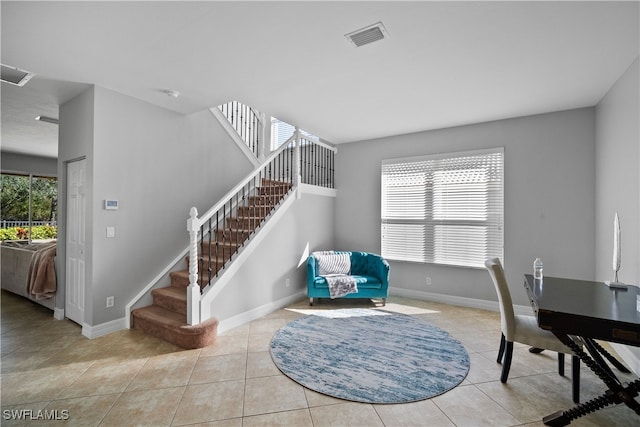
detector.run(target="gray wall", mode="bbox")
[208,190,336,323]
[335,108,596,307]
[595,57,639,366]
[58,85,253,326]
[1,152,58,176]
[595,57,639,285]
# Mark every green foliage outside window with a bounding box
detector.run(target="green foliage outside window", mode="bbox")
[1,173,58,240]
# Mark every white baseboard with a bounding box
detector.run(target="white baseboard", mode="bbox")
[82,317,127,339]
[53,307,65,320]
[217,290,306,335]
[389,286,534,316]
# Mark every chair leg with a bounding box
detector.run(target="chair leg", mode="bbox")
[500,341,514,383]
[497,333,506,364]
[309,297,314,306]
[572,355,580,403]
[558,352,565,376]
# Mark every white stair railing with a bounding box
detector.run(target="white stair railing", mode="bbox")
[186,129,336,325]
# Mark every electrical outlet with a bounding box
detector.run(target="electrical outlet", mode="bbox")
[106,296,114,308]
[426,277,432,286]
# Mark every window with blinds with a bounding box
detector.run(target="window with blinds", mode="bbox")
[381,148,504,268]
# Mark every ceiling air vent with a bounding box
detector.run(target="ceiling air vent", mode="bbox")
[345,22,388,47]
[1,64,35,87]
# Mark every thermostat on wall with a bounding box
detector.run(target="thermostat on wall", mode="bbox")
[104,200,119,210]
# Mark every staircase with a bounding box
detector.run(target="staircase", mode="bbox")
[131,178,292,349]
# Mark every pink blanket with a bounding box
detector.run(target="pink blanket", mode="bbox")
[26,243,57,300]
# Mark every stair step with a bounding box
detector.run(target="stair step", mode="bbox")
[199,239,242,255]
[237,205,272,217]
[131,305,218,349]
[215,228,253,241]
[259,186,290,196]
[152,286,187,315]
[170,270,209,288]
[248,195,281,206]
[261,178,291,186]
[226,216,264,229]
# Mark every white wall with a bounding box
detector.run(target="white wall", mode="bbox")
[335,108,596,307]
[58,85,253,327]
[595,57,640,371]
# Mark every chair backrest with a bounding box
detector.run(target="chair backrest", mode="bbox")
[484,258,516,340]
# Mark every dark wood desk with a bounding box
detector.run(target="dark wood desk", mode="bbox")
[524,274,640,426]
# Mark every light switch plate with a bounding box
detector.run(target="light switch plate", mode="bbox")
[106,227,115,238]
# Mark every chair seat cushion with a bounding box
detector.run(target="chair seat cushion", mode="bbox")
[313,275,382,290]
[512,315,577,354]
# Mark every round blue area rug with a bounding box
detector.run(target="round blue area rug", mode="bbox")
[270,308,469,404]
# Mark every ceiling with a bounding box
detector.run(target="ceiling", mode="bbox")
[2,1,639,159]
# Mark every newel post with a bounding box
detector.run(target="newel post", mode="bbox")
[187,207,200,325]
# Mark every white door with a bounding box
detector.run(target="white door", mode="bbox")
[65,159,86,325]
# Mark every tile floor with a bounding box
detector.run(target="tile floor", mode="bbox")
[1,289,638,426]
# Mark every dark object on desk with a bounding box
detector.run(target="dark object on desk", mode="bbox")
[524,274,640,426]
[484,258,580,403]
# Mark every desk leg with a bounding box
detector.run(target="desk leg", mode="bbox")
[541,334,640,426]
[589,339,631,374]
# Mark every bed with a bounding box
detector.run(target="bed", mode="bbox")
[1,241,58,311]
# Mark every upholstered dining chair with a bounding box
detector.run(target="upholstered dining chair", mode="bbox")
[484,257,581,403]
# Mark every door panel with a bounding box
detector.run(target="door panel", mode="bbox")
[65,159,86,324]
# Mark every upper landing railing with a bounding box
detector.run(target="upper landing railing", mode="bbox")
[218,101,264,160]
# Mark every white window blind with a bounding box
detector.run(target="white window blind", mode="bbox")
[381,148,504,268]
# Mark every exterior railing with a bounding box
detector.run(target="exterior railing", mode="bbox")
[186,130,336,324]
[1,220,57,228]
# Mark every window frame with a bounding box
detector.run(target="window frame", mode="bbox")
[381,147,504,269]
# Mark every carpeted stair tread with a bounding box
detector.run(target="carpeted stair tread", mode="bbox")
[170,270,208,288]
[152,286,187,315]
[132,305,218,349]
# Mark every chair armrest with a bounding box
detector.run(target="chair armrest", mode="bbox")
[307,255,318,287]
[377,258,390,289]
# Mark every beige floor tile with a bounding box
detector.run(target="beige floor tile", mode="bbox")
[127,351,198,391]
[246,351,279,378]
[243,375,307,416]
[44,393,120,426]
[248,318,287,337]
[0,401,51,427]
[199,334,248,357]
[1,364,87,405]
[175,419,243,427]
[243,408,314,426]
[374,399,455,427]
[99,387,184,426]
[465,352,504,384]
[304,388,346,407]
[432,384,521,426]
[247,332,275,353]
[172,381,244,425]
[475,373,576,424]
[189,353,247,385]
[56,359,148,399]
[310,402,384,427]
